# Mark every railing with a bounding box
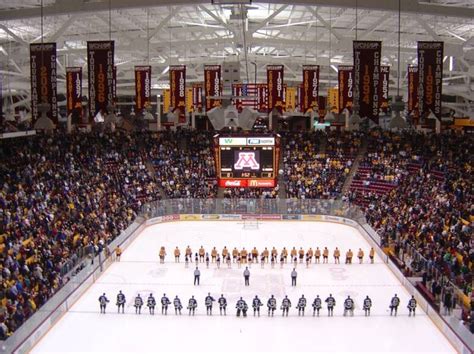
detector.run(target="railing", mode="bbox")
[2,199,472,354]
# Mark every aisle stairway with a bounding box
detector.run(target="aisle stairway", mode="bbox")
[341,138,367,195]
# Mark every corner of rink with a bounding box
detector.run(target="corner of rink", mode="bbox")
[31,221,456,354]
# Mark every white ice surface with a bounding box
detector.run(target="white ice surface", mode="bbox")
[32,221,456,353]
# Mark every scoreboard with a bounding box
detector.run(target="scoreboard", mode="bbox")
[215,134,280,188]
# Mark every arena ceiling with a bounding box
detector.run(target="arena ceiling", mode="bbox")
[0,0,473,117]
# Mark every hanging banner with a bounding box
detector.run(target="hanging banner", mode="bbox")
[113,66,117,102]
[302,65,319,113]
[135,66,151,113]
[193,84,203,112]
[87,40,114,122]
[163,89,171,113]
[66,67,82,119]
[353,40,381,123]
[30,43,58,124]
[327,88,339,113]
[338,65,353,114]
[379,66,390,113]
[257,84,268,112]
[169,65,186,123]
[407,65,419,119]
[417,41,443,119]
[204,65,221,111]
[267,65,284,113]
[285,87,297,112]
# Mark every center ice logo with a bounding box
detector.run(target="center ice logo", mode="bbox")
[234,152,260,170]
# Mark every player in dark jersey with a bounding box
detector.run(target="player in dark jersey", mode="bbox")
[325,294,335,316]
[173,295,183,315]
[343,296,354,317]
[362,296,372,316]
[297,295,307,316]
[252,295,263,316]
[218,294,227,315]
[205,293,215,315]
[236,297,248,317]
[267,295,277,316]
[187,296,197,316]
[390,294,400,316]
[312,295,322,316]
[98,293,109,314]
[281,296,291,317]
[407,295,417,316]
[116,290,126,313]
[147,293,156,315]
[134,294,144,314]
[161,293,171,315]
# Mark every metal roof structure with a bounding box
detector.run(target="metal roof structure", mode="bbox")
[0,0,473,116]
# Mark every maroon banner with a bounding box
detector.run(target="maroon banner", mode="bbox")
[302,65,319,113]
[192,84,203,112]
[87,40,114,122]
[418,41,443,119]
[267,65,284,113]
[66,67,82,119]
[353,41,381,123]
[204,65,221,111]
[379,66,390,113]
[257,84,268,112]
[113,66,117,103]
[135,66,151,113]
[407,65,419,119]
[170,65,186,123]
[338,65,353,114]
[30,43,58,124]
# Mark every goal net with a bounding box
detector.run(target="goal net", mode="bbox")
[242,219,259,230]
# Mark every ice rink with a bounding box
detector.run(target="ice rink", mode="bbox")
[32,221,456,353]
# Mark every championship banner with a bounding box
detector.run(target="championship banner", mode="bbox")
[30,43,58,124]
[66,67,82,118]
[379,66,390,113]
[87,40,114,122]
[353,41,382,123]
[186,88,193,113]
[134,66,151,113]
[204,65,221,111]
[267,65,284,113]
[302,65,319,113]
[192,84,203,112]
[285,87,297,112]
[417,41,443,119]
[327,88,339,113]
[407,65,419,118]
[163,89,171,113]
[169,65,186,123]
[338,65,353,114]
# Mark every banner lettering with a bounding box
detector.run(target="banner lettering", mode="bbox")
[417,41,443,119]
[66,67,82,121]
[135,66,151,113]
[302,65,319,113]
[338,65,353,114]
[204,65,221,111]
[170,65,186,123]
[267,65,284,113]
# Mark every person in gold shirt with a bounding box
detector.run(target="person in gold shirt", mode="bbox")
[232,247,239,262]
[323,247,329,263]
[262,247,269,263]
[290,247,297,260]
[159,247,166,264]
[241,247,248,263]
[211,247,218,263]
[115,245,122,262]
[222,246,228,259]
[315,247,321,263]
[199,246,205,262]
[369,247,375,264]
[357,248,364,264]
[282,247,288,263]
[345,249,353,264]
[307,248,314,263]
[271,247,278,259]
[333,247,340,264]
[174,247,180,263]
[185,245,192,260]
[251,247,259,263]
[298,247,305,263]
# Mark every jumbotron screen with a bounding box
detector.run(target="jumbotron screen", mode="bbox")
[215,135,280,188]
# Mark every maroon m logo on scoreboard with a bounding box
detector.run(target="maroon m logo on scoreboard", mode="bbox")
[234,152,260,170]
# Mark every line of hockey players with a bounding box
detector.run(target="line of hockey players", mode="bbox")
[99,292,418,317]
[157,245,376,267]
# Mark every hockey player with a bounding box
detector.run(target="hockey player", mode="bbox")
[116,290,126,313]
[185,245,192,260]
[279,254,284,268]
[252,295,263,316]
[205,293,215,315]
[199,246,205,262]
[281,295,291,317]
[161,293,171,315]
[174,246,180,263]
[270,255,275,268]
[243,267,250,286]
[263,247,269,263]
[222,246,228,260]
[260,253,265,268]
[98,293,109,314]
[407,295,417,316]
[236,297,248,317]
[159,246,166,264]
[134,294,144,314]
[267,295,277,316]
[343,296,354,317]
[185,254,189,268]
[173,295,183,315]
[297,295,307,316]
[357,248,364,264]
[282,247,288,263]
[290,247,297,261]
[187,296,197,316]
[390,294,400,316]
[232,247,239,262]
[345,249,353,264]
[369,247,375,264]
[226,254,231,268]
[218,294,227,315]
[147,293,156,315]
[325,294,336,316]
[211,247,218,263]
[216,254,221,269]
[205,253,210,268]
[298,247,304,263]
[333,247,340,264]
[252,247,259,263]
[363,295,372,316]
[271,246,278,260]
[315,247,321,263]
[305,253,310,268]
[312,295,322,316]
